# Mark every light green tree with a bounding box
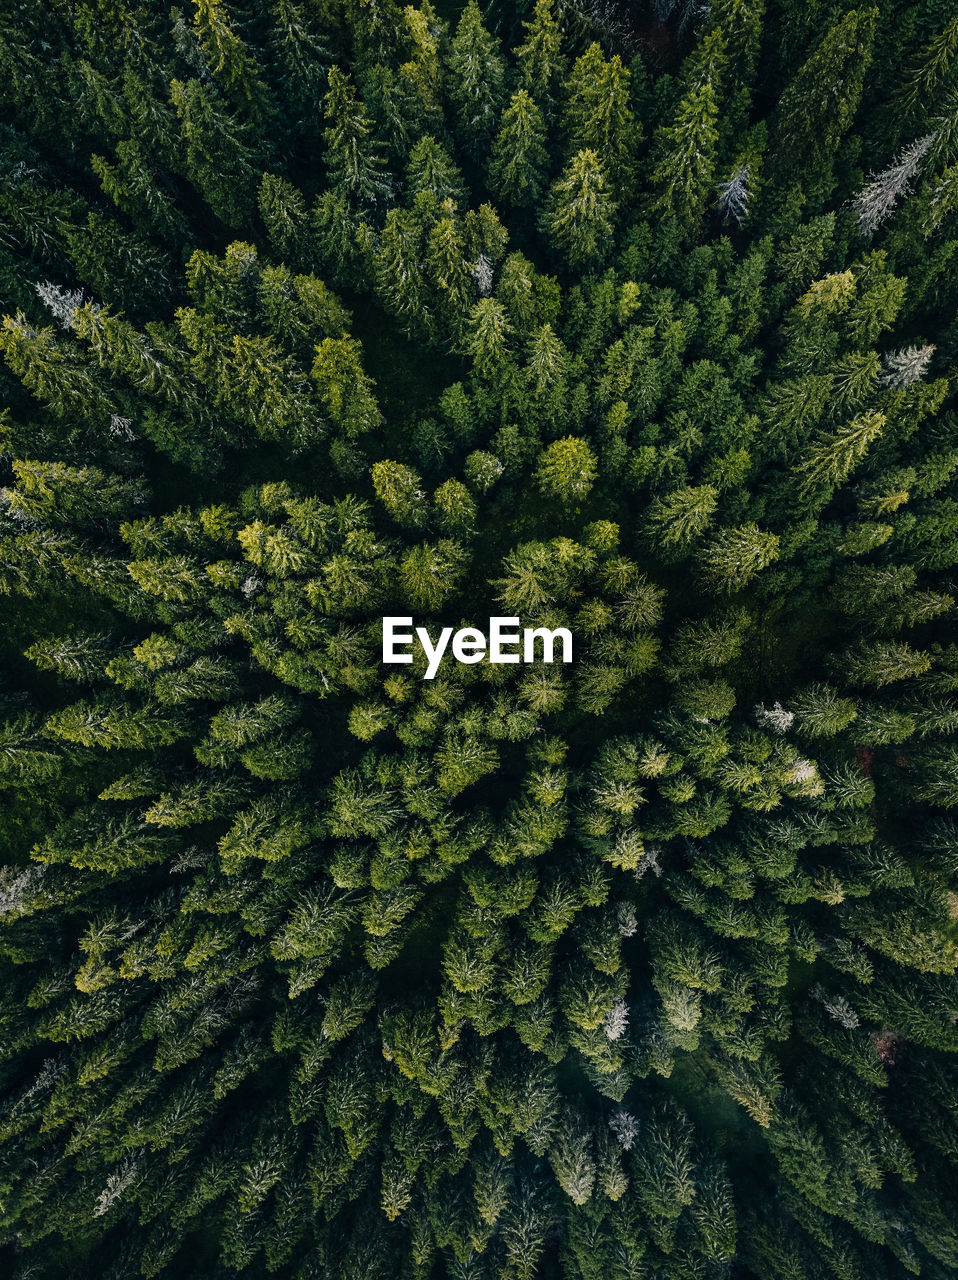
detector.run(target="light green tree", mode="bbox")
[542,149,617,270]
[535,437,598,505]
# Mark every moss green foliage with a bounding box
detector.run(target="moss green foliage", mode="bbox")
[2,1,958,1277]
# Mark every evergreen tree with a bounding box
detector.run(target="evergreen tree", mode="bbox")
[446,1,507,160]
[563,43,640,200]
[769,8,878,203]
[170,77,259,228]
[323,65,393,207]
[535,436,598,504]
[192,0,271,124]
[488,90,550,209]
[651,81,720,233]
[542,149,617,270]
[515,0,567,113]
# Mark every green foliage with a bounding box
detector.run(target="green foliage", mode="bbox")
[534,436,598,504]
[488,90,550,209]
[1,3,958,1279]
[542,149,617,269]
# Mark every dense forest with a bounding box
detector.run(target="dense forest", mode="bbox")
[2,0,958,1276]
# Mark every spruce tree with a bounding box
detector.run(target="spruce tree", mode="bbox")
[542,149,617,269]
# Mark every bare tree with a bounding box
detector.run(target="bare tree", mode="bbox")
[853,134,935,236]
[716,165,750,225]
[34,281,90,330]
[879,344,935,388]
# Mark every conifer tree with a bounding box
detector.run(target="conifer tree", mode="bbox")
[651,82,720,233]
[446,1,507,160]
[535,436,598,504]
[769,8,878,202]
[323,66,393,207]
[563,43,640,200]
[488,90,550,209]
[515,0,567,114]
[542,149,617,269]
[406,136,468,207]
[192,0,271,124]
[170,77,259,228]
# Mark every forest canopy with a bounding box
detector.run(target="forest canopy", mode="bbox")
[2,1,958,1278]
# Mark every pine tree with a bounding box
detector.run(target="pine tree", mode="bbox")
[647,485,719,550]
[542,149,617,270]
[312,337,383,438]
[466,297,513,376]
[270,0,331,118]
[769,8,878,202]
[425,199,474,338]
[563,43,640,199]
[700,523,780,589]
[446,1,507,160]
[535,436,598,504]
[323,66,393,207]
[170,77,259,228]
[515,0,567,113]
[790,683,858,737]
[192,0,270,124]
[406,136,467,207]
[91,139,188,247]
[371,460,428,527]
[258,173,311,268]
[372,206,430,334]
[895,16,958,119]
[794,412,885,494]
[651,81,720,233]
[488,90,549,209]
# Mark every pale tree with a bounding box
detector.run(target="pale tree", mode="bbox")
[608,1108,640,1150]
[753,702,795,734]
[810,983,859,1029]
[716,165,750,225]
[34,282,94,330]
[880,344,935,387]
[853,134,935,236]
